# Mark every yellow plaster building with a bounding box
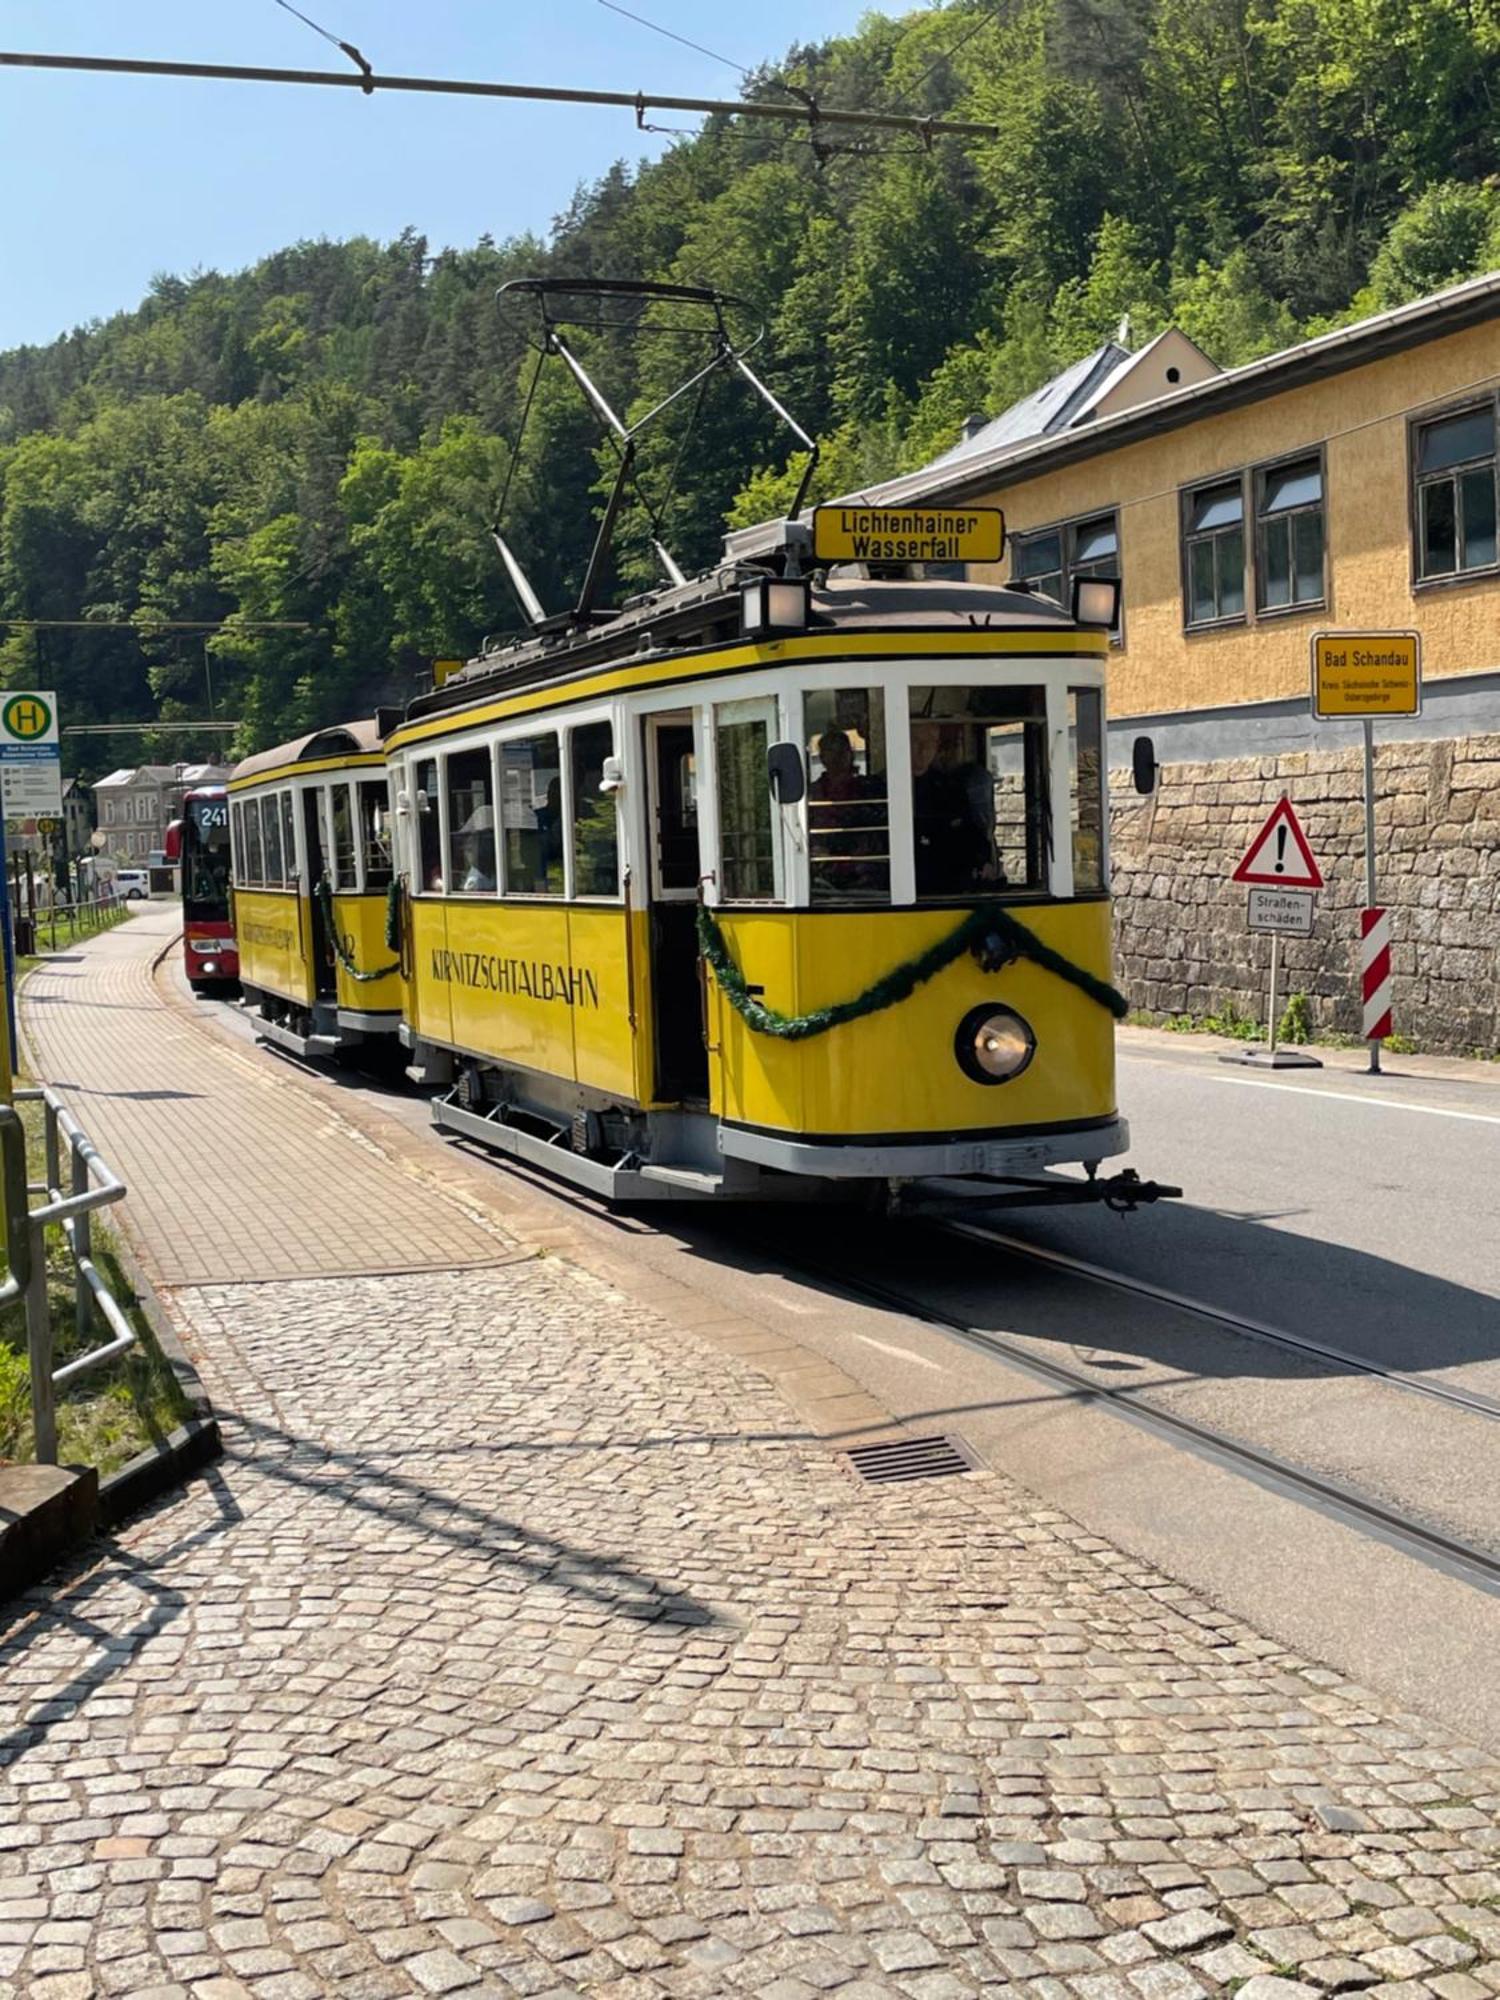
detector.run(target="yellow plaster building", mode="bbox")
[734,274,1500,747]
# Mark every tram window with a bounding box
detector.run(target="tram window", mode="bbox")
[1068,688,1106,893]
[910,686,1049,900]
[280,791,296,883]
[360,781,393,889]
[570,722,619,898]
[500,734,564,896]
[414,758,443,892]
[230,803,244,882]
[715,705,776,902]
[330,783,358,890]
[446,748,496,895]
[805,688,890,905]
[243,795,264,885]
[261,794,285,888]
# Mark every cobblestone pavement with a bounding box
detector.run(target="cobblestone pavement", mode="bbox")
[3,915,1499,2000]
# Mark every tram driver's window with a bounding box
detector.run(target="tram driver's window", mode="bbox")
[909,686,1049,900]
[445,748,496,895]
[1068,688,1106,893]
[243,795,264,885]
[570,722,619,898]
[805,688,890,904]
[500,733,564,896]
[414,757,443,891]
[359,781,393,890]
[330,783,358,890]
[261,794,284,888]
[280,792,296,883]
[715,704,776,901]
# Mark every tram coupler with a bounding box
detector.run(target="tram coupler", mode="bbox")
[902,1166,1182,1215]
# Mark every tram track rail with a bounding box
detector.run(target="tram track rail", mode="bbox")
[945,1217,1500,1424]
[770,1233,1500,1602]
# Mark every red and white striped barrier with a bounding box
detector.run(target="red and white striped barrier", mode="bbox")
[1361,907,1392,1042]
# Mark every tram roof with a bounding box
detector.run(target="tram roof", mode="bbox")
[230,717,383,783]
[406,573,1077,725]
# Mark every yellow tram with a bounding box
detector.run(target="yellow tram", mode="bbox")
[375,559,1137,1202]
[226,278,1169,1210]
[229,719,405,1057]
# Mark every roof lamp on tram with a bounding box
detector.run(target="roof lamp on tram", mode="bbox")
[740,574,811,639]
[1071,575,1122,630]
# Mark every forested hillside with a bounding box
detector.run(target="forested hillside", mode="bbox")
[4,0,1500,764]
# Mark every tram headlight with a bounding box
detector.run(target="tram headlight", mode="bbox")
[954,1004,1035,1085]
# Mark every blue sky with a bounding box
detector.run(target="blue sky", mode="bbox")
[0,0,876,350]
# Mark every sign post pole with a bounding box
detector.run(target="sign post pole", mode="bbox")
[1362,717,1380,1075]
[1266,931,1280,1056]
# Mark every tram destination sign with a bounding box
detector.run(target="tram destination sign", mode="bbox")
[812,504,1005,565]
[1246,887,1315,936]
[1311,630,1421,718]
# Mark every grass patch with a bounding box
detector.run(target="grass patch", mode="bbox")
[0,1095,191,1475]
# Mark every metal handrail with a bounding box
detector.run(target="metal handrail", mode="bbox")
[6,1085,133,1463]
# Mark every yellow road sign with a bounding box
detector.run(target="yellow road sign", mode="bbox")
[812,504,1005,566]
[1311,630,1422,719]
[432,657,465,687]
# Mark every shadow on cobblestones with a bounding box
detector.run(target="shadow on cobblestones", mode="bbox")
[223,1409,729,1630]
[0,1466,242,1770]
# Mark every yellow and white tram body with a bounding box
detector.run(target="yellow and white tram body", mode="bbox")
[383,572,1128,1201]
[229,721,405,1058]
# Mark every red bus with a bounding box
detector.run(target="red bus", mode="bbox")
[164,784,239,987]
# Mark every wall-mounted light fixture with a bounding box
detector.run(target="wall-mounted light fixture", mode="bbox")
[740,574,811,639]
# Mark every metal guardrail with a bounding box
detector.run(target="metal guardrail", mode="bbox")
[30,891,124,955]
[0,1086,131,1463]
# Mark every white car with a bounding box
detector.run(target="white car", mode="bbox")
[114,870,151,900]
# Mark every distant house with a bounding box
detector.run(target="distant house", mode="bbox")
[92,762,231,864]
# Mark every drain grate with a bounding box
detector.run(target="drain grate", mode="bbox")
[844,1433,976,1485]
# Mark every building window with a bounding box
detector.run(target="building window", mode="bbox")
[1184,477,1246,627]
[1256,455,1325,612]
[1012,528,1063,604]
[1012,512,1122,636]
[1415,402,1497,581]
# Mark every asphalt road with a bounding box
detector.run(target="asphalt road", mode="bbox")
[1021,1031,1500,1391]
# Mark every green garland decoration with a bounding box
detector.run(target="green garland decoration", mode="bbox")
[696,899,1127,1042]
[315,876,402,984]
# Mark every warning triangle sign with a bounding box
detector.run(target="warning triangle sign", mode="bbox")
[1231,796,1325,888]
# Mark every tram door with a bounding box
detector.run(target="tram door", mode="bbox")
[303,790,336,1002]
[646,714,708,1103]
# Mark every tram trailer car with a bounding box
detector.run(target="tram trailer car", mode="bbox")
[229,720,405,1059]
[374,564,1159,1208]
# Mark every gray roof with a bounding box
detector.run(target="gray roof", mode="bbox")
[926,342,1130,469]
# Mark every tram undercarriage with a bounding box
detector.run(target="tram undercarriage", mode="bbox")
[424,1049,1177,1211]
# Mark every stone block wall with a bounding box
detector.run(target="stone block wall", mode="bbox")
[1109,733,1500,1055]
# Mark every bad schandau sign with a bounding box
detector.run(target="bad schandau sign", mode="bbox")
[813,505,1005,565]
